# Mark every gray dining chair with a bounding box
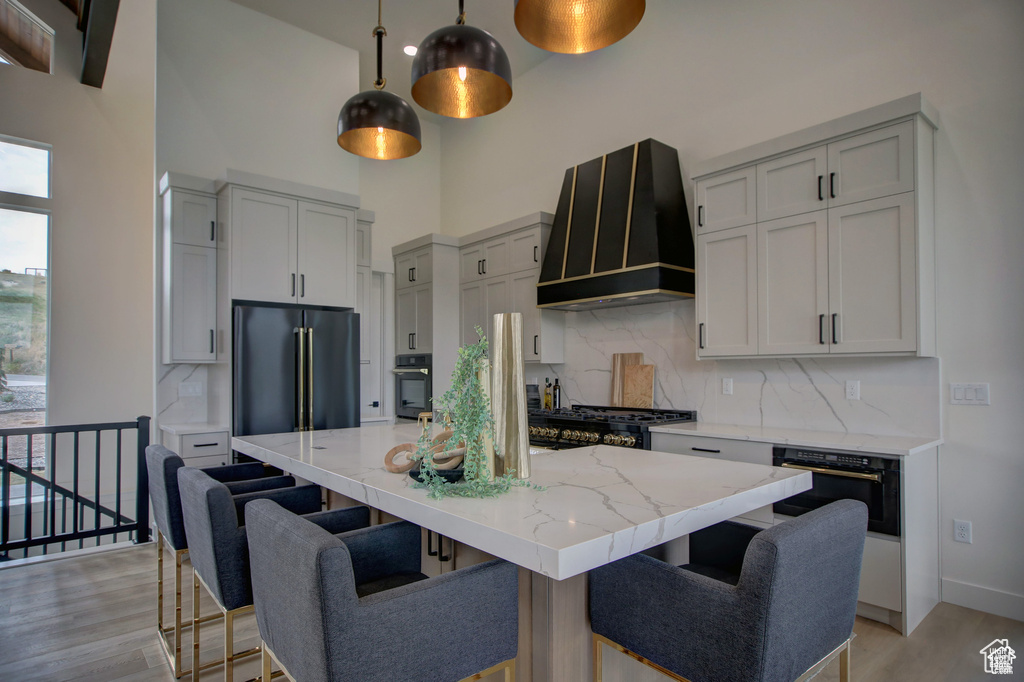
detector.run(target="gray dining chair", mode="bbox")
[177,466,371,682]
[589,499,869,682]
[244,498,519,682]
[146,444,296,678]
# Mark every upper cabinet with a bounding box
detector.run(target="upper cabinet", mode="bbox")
[224,185,356,308]
[160,177,218,364]
[396,247,434,290]
[456,213,563,364]
[692,94,937,359]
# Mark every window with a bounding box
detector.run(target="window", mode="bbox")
[0,135,50,437]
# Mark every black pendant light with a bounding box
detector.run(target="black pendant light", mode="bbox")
[514,0,646,54]
[411,0,512,119]
[338,0,421,160]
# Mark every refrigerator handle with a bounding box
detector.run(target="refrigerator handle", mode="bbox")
[307,326,314,430]
[295,327,306,431]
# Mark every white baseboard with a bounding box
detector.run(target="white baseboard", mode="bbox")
[0,540,147,571]
[942,578,1024,622]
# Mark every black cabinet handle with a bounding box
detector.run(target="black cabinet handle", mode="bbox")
[830,172,836,199]
[533,245,538,263]
[410,267,416,282]
[411,332,416,349]
[438,534,450,562]
[832,313,838,344]
[482,259,487,274]
[408,333,414,350]
[477,259,482,275]
[193,442,219,448]
[427,530,438,557]
[300,274,305,297]
[697,205,704,227]
[408,267,414,282]
[291,273,296,296]
[210,220,216,242]
[210,329,215,354]
[819,314,826,344]
[691,447,721,454]
[368,401,379,408]
[699,322,705,349]
[534,335,539,356]
[818,175,824,201]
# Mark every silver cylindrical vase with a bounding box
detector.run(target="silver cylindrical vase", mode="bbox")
[491,313,530,479]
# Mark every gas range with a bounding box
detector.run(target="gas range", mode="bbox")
[527,405,697,450]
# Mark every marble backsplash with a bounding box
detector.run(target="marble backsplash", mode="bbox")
[157,363,209,426]
[532,299,941,438]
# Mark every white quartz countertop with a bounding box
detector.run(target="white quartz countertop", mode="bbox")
[232,423,810,581]
[648,422,943,457]
[159,422,229,436]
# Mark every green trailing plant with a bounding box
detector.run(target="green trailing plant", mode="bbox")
[412,329,543,500]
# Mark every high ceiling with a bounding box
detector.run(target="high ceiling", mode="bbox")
[229,0,552,125]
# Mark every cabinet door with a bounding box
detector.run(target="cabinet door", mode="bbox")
[231,188,298,304]
[510,227,543,273]
[356,265,371,362]
[413,249,433,286]
[481,237,509,278]
[396,253,416,289]
[828,193,917,353]
[695,166,756,234]
[484,277,509,328]
[396,288,418,353]
[170,190,218,247]
[355,220,371,267]
[413,285,433,354]
[298,201,356,308]
[757,147,828,222]
[511,272,541,360]
[170,245,217,362]
[757,211,829,356]
[827,121,915,207]
[397,248,432,289]
[460,245,485,283]
[696,225,757,357]
[460,281,486,347]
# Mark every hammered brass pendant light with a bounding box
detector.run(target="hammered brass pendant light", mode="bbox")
[514,0,646,54]
[411,0,512,119]
[338,0,422,160]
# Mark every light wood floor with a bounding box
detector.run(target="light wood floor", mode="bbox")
[0,543,1021,681]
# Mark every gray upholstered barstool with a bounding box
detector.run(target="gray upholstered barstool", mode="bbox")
[177,466,371,682]
[589,499,868,682]
[146,444,296,678]
[245,499,519,682]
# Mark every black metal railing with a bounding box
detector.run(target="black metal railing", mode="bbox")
[0,416,150,560]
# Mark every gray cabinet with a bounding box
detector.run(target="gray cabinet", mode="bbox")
[693,96,936,359]
[161,181,218,364]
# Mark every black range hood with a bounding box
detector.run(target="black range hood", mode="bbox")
[537,139,694,310]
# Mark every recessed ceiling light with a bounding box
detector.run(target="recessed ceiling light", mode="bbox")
[403,45,417,56]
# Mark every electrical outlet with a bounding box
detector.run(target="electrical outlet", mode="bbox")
[845,380,860,401]
[950,383,991,405]
[722,378,733,395]
[954,519,972,544]
[178,381,202,398]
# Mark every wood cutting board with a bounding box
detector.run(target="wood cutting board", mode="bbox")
[622,364,655,409]
[610,353,644,407]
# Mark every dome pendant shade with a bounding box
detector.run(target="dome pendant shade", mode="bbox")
[411,24,512,118]
[338,89,422,160]
[514,0,645,54]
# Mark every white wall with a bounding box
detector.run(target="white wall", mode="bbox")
[156,0,360,194]
[435,0,1024,618]
[0,0,156,430]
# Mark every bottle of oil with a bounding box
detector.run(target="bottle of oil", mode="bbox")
[552,378,561,409]
[543,377,552,410]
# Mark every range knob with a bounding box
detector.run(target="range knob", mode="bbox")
[603,434,615,445]
[561,429,572,439]
[623,436,636,447]
[528,426,538,436]
[610,435,623,445]
[587,432,599,443]
[571,430,582,440]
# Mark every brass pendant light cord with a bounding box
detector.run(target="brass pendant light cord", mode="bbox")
[456,0,465,26]
[373,0,386,89]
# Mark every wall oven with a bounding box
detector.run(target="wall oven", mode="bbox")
[773,446,901,536]
[393,354,431,420]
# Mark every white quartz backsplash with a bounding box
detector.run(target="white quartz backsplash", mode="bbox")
[534,299,940,438]
[157,363,209,425]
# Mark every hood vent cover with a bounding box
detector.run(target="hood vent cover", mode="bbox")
[537,139,694,310]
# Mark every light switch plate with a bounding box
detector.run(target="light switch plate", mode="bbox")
[950,383,990,405]
[178,381,202,398]
[722,378,733,395]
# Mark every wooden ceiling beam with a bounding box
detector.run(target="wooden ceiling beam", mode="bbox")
[79,0,117,88]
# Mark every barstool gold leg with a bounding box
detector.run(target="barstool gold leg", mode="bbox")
[225,608,235,682]
[262,646,272,682]
[193,569,201,675]
[839,640,851,682]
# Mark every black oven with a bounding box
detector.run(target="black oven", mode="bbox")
[394,354,431,420]
[773,446,900,536]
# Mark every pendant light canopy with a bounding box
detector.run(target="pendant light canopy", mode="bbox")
[338,1,421,160]
[411,1,512,119]
[514,0,646,54]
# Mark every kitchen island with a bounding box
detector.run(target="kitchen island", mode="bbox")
[233,423,811,681]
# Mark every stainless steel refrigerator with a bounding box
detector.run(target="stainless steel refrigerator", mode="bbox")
[233,303,360,436]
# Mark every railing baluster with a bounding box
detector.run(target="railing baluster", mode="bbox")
[49,432,56,542]
[73,431,81,549]
[94,430,102,547]
[134,417,151,544]
[115,428,122,545]
[24,433,33,558]
[1,435,9,556]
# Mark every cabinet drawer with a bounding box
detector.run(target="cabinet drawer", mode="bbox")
[185,453,232,469]
[180,432,229,460]
[857,534,903,611]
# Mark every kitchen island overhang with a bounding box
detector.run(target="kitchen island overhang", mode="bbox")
[231,422,811,581]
